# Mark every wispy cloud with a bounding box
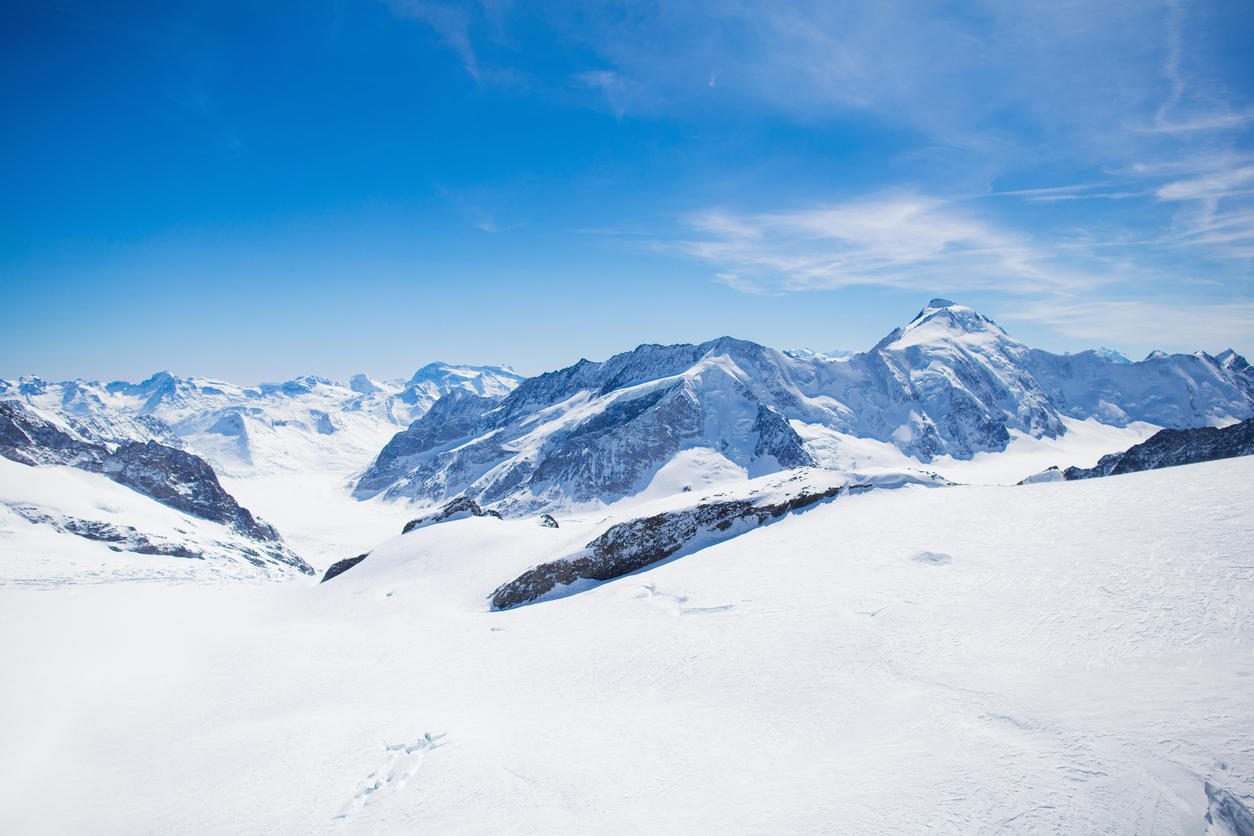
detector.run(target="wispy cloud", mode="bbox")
[675,194,1107,295]
[1156,165,1254,201]
[985,183,1147,203]
[574,70,638,119]
[388,0,480,80]
[1001,297,1254,355]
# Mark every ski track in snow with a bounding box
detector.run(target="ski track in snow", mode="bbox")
[334,733,447,821]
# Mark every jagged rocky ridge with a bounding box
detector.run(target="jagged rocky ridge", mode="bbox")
[1059,417,1254,480]
[489,470,944,610]
[356,300,1254,514]
[0,401,312,574]
[401,495,502,534]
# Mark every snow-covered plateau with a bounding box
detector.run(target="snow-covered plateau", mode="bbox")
[2,299,1253,832]
[0,455,1251,833]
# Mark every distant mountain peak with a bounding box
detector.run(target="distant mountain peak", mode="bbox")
[892,299,1012,348]
[349,373,383,394]
[409,362,524,385]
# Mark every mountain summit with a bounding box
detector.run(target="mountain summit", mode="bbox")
[354,300,1254,513]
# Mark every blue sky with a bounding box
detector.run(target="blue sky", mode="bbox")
[3,0,1252,382]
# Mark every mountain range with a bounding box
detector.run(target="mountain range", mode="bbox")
[3,299,1252,578]
[353,299,1254,514]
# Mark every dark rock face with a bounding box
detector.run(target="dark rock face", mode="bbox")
[1063,417,1254,480]
[103,441,285,543]
[539,514,559,528]
[0,402,312,574]
[355,391,503,498]
[0,401,103,467]
[490,483,844,610]
[321,553,369,583]
[402,495,498,534]
[8,505,204,559]
[752,404,815,468]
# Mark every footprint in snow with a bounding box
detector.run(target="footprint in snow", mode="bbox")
[333,732,447,820]
[634,584,735,616]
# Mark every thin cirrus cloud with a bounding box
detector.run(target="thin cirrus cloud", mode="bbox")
[1001,298,1254,355]
[388,0,481,80]
[573,70,639,119]
[377,0,1252,352]
[675,196,1105,297]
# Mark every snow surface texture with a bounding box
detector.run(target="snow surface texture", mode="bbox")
[0,456,1250,832]
[355,300,1254,514]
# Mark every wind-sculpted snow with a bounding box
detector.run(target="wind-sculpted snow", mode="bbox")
[356,300,1254,513]
[1059,417,1254,480]
[1204,781,1254,836]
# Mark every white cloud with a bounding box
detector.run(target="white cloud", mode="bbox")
[677,194,1105,295]
[574,70,639,118]
[1157,165,1254,201]
[1002,298,1254,355]
[389,0,480,80]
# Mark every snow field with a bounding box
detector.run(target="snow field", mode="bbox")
[0,455,1250,833]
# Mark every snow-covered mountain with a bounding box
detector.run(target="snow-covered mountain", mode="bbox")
[354,300,1254,513]
[0,363,523,478]
[0,401,312,580]
[0,363,522,578]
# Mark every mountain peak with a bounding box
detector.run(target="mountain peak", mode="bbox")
[349,373,383,394]
[892,299,1012,349]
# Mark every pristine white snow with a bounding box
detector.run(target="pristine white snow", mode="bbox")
[1,455,1250,833]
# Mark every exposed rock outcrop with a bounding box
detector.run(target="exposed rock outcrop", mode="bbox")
[321,553,370,583]
[402,495,501,534]
[1062,417,1254,480]
[490,482,847,610]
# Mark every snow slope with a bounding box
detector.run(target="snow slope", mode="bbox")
[0,457,308,585]
[1,455,1250,833]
